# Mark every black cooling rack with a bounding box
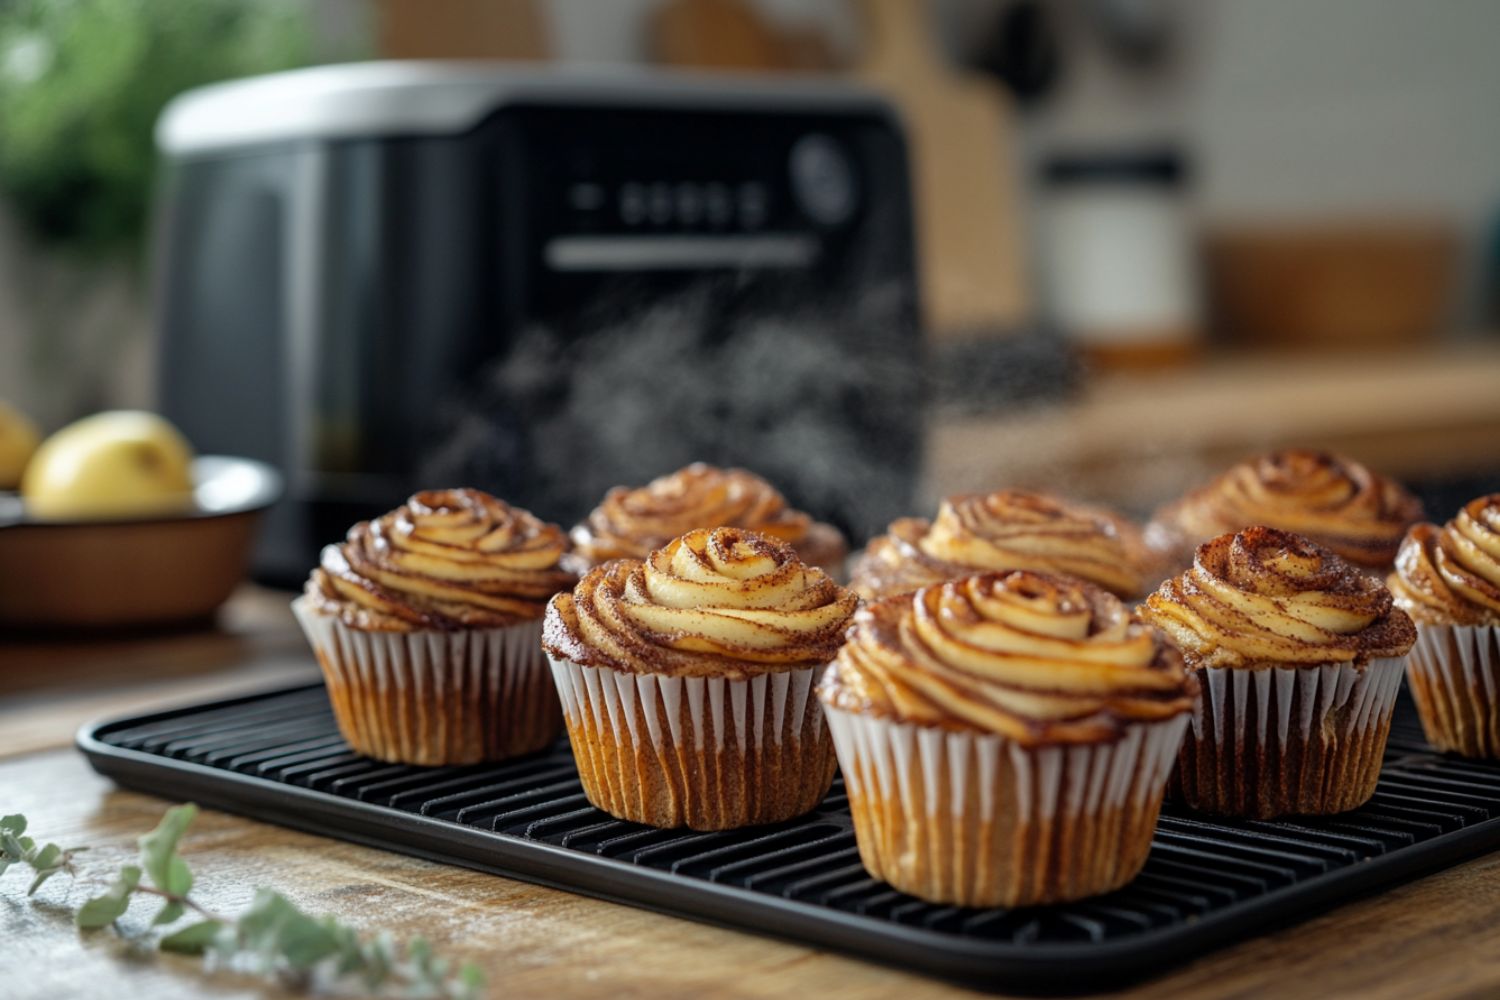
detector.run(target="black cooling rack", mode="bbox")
[78,684,1500,994]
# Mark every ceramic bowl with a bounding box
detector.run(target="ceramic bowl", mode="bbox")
[0,456,281,628]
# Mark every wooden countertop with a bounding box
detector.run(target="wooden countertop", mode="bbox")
[6,587,1500,999]
[925,343,1500,509]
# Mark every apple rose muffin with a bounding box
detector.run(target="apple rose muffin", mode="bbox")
[543,526,857,830]
[293,489,576,766]
[1141,526,1415,818]
[569,463,846,575]
[820,571,1196,907]
[850,490,1165,601]
[1150,449,1423,571]
[1388,495,1500,757]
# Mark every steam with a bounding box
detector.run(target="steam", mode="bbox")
[418,276,920,543]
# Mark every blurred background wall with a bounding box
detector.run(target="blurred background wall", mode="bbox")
[2,0,1498,438]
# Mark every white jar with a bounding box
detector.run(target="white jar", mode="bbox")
[1041,150,1201,364]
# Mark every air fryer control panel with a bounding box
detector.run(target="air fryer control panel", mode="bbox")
[496,106,877,295]
[524,109,861,235]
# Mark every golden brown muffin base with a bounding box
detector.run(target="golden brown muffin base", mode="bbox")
[1170,659,1404,819]
[1405,624,1500,758]
[825,708,1187,908]
[296,600,561,766]
[549,657,835,830]
[848,797,1155,908]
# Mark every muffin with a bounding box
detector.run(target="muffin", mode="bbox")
[850,490,1165,602]
[820,571,1196,908]
[1150,449,1423,571]
[543,526,857,830]
[1141,526,1416,818]
[293,489,576,766]
[569,463,846,575]
[1388,494,1500,757]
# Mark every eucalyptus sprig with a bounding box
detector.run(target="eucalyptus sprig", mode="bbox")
[0,812,87,896]
[2,805,484,999]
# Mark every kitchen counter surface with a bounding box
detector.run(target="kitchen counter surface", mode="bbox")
[5,586,1500,1000]
[926,342,1500,509]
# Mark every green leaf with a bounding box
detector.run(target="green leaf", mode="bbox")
[234,888,289,952]
[73,903,117,930]
[1,831,28,860]
[138,803,197,893]
[236,889,341,971]
[457,962,486,999]
[408,935,433,975]
[30,843,60,870]
[74,900,133,936]
[25,844,67,896]
[280,922,340,970]
[27,866,60,896]
[159,919,225,955]
[164,855,193,897]
[76,864,141,929]
[152,899,185,926]
[0,814,25,837]
[360,930,394,989]
[328,921,364,977]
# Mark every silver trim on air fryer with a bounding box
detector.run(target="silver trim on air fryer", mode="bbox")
[157,61,896,154]
[284,145,328,505]
[544,234,820,271]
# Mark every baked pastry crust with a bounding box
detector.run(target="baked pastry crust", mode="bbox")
[544,526,857,680]
[569,463,847,572]
[850,490,1165,601]
[1143,525,1415,669]
[822,570,1196,745]
[1388,495,1500,626]
[1151,449,1423,569]
[305,488,576,631]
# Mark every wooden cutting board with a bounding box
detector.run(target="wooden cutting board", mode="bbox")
[649,0,838,72]
[854,0,1030,339]
[378,0,549,61]
[650,0,786,69]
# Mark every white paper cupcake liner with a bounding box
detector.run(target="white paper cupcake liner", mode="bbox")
[293,597,560,766]
[546,655,835,830]
[823,704,1188,908]
[1405,624,1500,758]
[1172,656,1406,818]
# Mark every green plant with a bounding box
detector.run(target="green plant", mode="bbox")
[2,806,485,998]
[0,0,313,257]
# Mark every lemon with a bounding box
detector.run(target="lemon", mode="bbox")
[22,411,195,518]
